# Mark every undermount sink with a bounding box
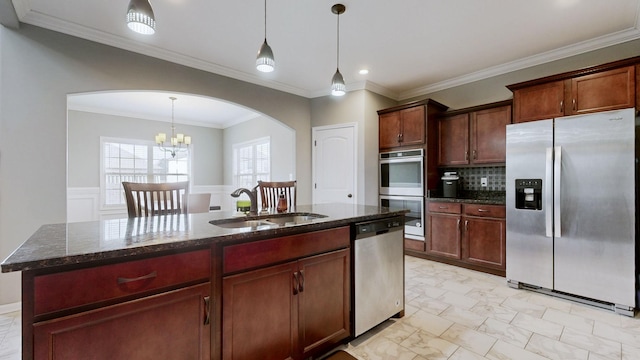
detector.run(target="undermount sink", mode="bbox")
[210,213,327,229]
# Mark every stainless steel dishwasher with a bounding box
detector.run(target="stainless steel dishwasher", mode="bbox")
[353,216,405,337]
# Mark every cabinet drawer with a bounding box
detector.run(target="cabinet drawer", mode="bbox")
[463,204,505,218]
[223,227,350,274]
[428,202,461,214]
[34,249,211,316]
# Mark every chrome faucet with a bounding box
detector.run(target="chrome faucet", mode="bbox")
[230,185,259,215]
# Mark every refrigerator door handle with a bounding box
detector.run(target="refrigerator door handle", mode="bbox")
[545,147,553,237]
[553,146,562,237]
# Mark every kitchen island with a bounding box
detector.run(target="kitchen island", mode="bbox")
[1,204,406,360]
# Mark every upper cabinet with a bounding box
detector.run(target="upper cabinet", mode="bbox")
[509,61,637,123]
[379,106,425,149]
[378,99,449,151]
[438,101,512,166]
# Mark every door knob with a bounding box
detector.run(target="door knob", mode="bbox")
[347,194,353,198]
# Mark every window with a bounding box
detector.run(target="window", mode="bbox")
[233,137,270,188]
[101,137,190,207]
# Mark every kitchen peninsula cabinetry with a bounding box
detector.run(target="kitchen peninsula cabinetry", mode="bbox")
[221,227,350,360]
[28,249,213,360]
[438,101,511,166]
[425,201,505,276]
[377,99,449,151]
[509,63,636,123]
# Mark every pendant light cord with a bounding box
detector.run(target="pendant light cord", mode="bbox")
[264,0,267,40]
[336,12,340,69]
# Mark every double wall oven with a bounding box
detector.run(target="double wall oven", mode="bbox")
[379,149,424,240]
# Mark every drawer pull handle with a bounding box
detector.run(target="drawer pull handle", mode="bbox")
[477,209,489,212]
[117,271,157,284]
[203,296,211,325]
[438,206,448,209]
[299,270,305,293]
[293,272,299,295]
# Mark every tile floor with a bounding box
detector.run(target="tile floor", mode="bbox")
[1,256,639,359]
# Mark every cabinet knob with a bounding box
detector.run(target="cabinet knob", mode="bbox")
[347,194,353,198]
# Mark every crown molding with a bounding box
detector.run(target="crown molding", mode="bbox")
[399,27,640,100]
[18,8,314,99]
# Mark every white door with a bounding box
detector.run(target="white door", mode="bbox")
[312,124,356,205]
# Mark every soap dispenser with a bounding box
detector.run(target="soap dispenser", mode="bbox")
[277,191,287,213]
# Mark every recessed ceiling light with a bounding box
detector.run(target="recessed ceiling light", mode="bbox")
[359,69,369,75]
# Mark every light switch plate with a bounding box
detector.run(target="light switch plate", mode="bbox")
[481,177,488,187]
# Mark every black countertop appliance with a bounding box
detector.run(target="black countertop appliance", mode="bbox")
[441,172,460,198]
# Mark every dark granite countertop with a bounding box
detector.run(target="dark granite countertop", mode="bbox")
[427,190,506,205]
[1,204,406,273]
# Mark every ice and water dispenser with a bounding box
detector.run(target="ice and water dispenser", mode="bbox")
[515,179,542,210]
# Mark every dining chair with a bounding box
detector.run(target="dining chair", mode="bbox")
[183,193,212,214]
[122,181,190,218]
[258,180,297,210]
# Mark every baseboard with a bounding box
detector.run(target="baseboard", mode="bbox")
[0,301,20,314]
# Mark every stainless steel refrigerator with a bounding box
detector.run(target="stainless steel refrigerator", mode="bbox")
[506,108,637,315]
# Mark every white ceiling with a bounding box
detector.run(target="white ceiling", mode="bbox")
[11,0,640,126]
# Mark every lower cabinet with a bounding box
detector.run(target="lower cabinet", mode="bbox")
[25,248,213,360]
[221,227,351,360]
[222,249,350,360]
[427,202,461,259]
[426,202,505,275]
[462,204,506,271]
[33,283,211,359]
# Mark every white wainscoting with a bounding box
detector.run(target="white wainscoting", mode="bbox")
[67,185,236,223]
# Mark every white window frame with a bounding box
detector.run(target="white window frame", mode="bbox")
[232,136,271,188]
[100,137,192,209]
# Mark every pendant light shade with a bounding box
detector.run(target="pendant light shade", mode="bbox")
[331,4,346,96]
[256,0,275,72]
[331,68,346,96]
[126,0,156,35]
[256,39,275,72]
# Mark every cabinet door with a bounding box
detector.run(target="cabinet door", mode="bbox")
[438,114,469,166]
[427,213,461,258]
[379,112,401,149]
[462,217,505,270]
[33,283,211,360]
[471,105,511,164]
[570,66,635,115]
[298,249,350,358]
[223,262,298,360]
[399,106,425,147]
[512,81,565,123]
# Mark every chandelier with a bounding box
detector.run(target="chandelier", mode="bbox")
[155,97,191,158]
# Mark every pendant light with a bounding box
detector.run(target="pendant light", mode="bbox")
[256,0,275,72]
[155,97,191,158]
[331,4,346,96]
[126,0,156,35]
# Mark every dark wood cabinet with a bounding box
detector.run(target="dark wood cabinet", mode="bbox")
[427,202,461,259]
[221,227,350,360]
[461,204,506,271]
[510,64,636,123]
[379,106,425,149]
[438,102,511,166]
[438,113,468,166]
[377,99,449,151]
[28,249,213,360]
[423,201,505,276]
[471,105,511,164]
[34,283,211,360]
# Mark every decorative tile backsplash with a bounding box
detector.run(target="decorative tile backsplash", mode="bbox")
[441,166,506,191]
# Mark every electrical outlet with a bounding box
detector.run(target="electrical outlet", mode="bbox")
[481,177,488,187]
